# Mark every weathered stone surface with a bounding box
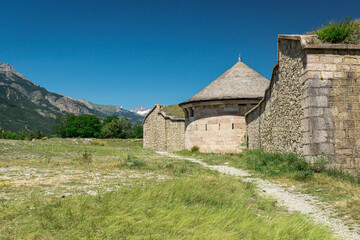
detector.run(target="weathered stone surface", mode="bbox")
[246,38,305,155]
[246,35,360,174]
[181,99,260,153]
[143,104,185,151]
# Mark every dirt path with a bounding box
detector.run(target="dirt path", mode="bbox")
[157,151,360,240]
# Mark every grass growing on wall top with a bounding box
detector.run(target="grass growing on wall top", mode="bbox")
[161,104,185,118]
[312,17,360,44]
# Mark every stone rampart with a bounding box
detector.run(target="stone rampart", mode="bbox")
[143,104,185,151]
[246,35,360,173]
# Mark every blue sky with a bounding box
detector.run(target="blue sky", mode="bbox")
[1,0,359,109]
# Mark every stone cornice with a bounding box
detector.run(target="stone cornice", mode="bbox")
[278,35,360,50]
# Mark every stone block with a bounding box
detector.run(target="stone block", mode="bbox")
[309,117,334,130]
[320,71,333,79]
[307,55,320,63]
[324,64,337,71]
[309,130,328,143]
[304,87,318,97]
[336,148,352,155]
[319,87,332,95]
[307,63,325,71]
[344,120,355,129]
[332,56,343,64]
[319,143,335,155]
[344,57,358,64]
[333,71,344,78]
[320,56,334,63]
[305,96,328,107]
[304,108,324,117]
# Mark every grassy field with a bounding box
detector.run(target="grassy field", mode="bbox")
[177,150,360,226]
[0,139,336,239]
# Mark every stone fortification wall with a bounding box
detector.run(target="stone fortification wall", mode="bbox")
[303,44,360,172]
[143,104,185,151]
[246,37,305,154]
[246,35,360,173]
[182,99,259,153]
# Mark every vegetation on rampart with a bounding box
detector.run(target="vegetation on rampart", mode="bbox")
[312,17,360,44]
[161,104,185,118]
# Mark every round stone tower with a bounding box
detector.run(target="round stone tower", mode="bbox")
[179,58,269,153]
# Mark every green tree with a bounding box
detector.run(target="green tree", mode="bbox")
[35,130,46,139]
[19,131,29,140]
[132,122,143,139]
[101,116,133,139]
[52,114,102,138]
[6,132,18,140]
[0,128,4,139]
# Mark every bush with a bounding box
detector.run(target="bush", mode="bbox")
[311,158,328,173]
[314,17,356,43]
[6,132,18,140]
[126,155,146,168]
[81,151,92,164]
[191,146,199,152]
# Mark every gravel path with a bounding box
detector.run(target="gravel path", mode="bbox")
[157,151,360,240]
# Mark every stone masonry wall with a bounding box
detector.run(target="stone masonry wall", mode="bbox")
[303,46,360,173]
[164,113,185,151]
[246,38,305,154]
[143,104,185,152]
[246,35,360,173]
[182,99,259,153]
[143,105,166,151]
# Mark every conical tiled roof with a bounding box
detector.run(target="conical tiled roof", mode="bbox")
[180,60,269,104]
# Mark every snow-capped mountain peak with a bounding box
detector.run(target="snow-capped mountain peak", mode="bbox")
[130,105,151,116]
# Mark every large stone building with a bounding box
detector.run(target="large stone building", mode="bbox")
[179,58,269,153]
[143,104,185,151]
[246,35,360,174]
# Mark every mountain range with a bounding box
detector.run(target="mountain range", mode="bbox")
[0,62,144,135]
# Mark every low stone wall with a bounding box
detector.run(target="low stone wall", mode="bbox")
[246,35,360,173]
[143,104,185,151]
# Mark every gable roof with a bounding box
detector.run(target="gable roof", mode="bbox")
[143,104,185,123]
[180,60,269,105]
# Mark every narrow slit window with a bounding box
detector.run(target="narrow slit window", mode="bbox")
[219,124,221,130]
[190,108,194,117]
[232,123,234,130]
[205,124,207,131]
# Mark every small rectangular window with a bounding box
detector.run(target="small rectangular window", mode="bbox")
[232,123,234,130]
[219,124,221,130]
[190,108,194,117]
[205,124,207,131]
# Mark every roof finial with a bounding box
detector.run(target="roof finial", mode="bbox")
[238,54,242,62]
